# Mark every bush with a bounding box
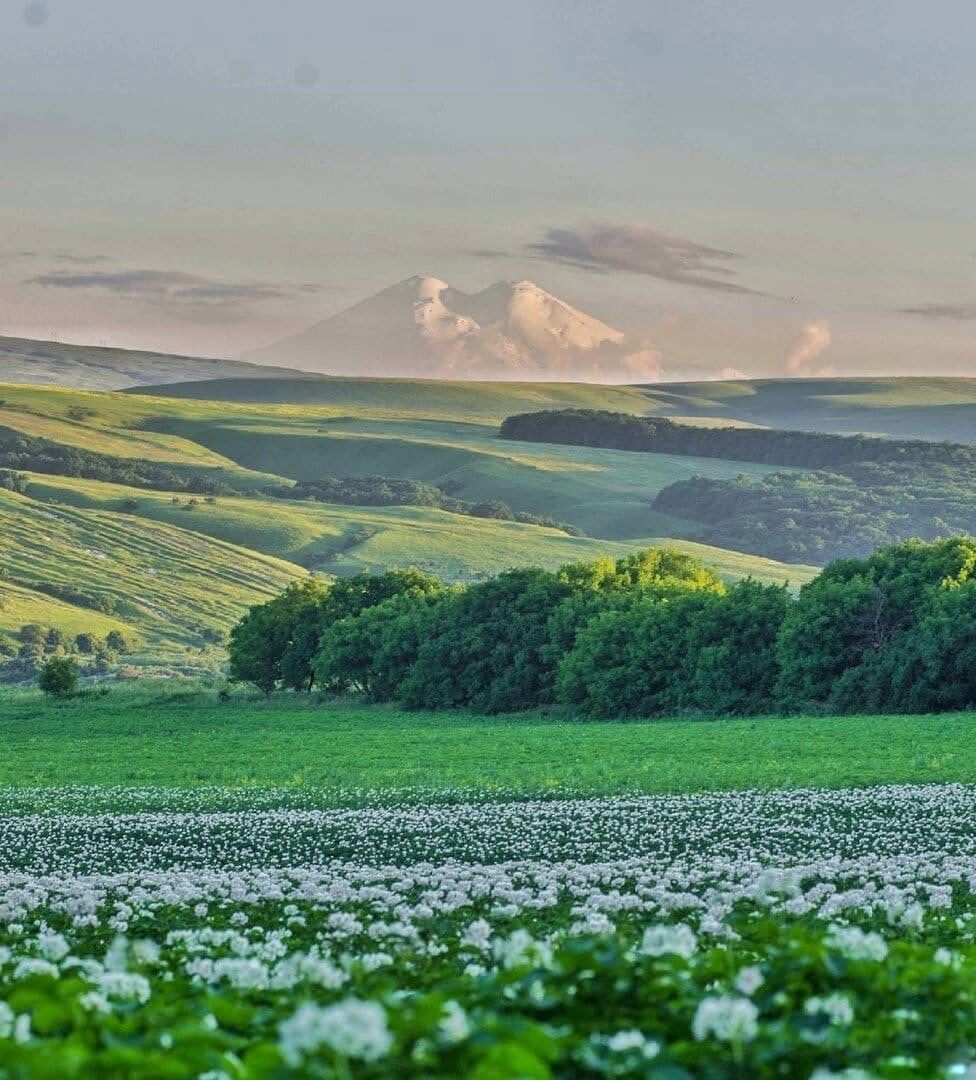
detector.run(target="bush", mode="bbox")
[37,656,79,697]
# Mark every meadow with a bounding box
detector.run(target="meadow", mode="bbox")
[0,685,971,792]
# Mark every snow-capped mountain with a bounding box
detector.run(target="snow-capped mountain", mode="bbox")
[244,276,662,381]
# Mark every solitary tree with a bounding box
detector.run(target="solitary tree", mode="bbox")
[38,656,79,698]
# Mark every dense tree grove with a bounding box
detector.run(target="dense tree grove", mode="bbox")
[500,409,976,564]
[653,463,976,563]
[228,539,976,718]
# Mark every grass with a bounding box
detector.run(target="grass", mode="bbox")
[0,488,300,656]
[0,686,970,793]
[19,474,818,586]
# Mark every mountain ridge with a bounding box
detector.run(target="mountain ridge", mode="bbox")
[244,275,663,381]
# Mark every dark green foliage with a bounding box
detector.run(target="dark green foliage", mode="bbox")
[105,629,131,654]
[313,590,452,698]
[227,578,331,693]
[228,570,442,693]
[653,464,976,563]
[0,429,230,495]
[229,538,976,719]
[37,655,79,697]
[501,408,976,469]
[0,469,29,493]
[776,537,976,713]
[557,581,789,718]
[396,568,573,712]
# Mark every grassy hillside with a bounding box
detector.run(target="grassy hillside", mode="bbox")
[0,686,968,792]
[129,374,658,420]
[0,488,301,660]
[0,336,300,391]
[0,380,784,538]
[20,474,816,586]
[0,376,818,670]
[639,377,976,443]
[147,373,976,443]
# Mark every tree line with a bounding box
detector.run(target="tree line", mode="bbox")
[227,537,976,717]
[0,432,231,495]
[653,461,976,563]
[263,476,582,534]
[499,409,976,563]
[499,409,976,469]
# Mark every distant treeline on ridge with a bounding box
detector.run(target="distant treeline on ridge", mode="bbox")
[499,409,976,468]
[500,410,976,563]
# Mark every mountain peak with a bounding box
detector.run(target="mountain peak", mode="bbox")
[245,276,662,382]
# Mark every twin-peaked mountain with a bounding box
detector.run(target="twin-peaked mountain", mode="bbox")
[245,275,662,381]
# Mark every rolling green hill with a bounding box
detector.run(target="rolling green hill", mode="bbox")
[146,372,976,443]
[0,487,301,663]
[0,336,301,391]
[0,374,819,668]
[637,377,976,443]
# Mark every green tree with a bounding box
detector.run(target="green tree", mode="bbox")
[397,568,572,712]
[313,589,451,699]
[37,655,79,697]
[106,629,131,654]
[228,578,331,693]
[776,538,976,712]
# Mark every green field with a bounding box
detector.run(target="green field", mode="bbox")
[0,686,969,792]
[0,487,300,659]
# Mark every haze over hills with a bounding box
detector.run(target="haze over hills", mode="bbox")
[0,335,301,391]
[245,275,665,381]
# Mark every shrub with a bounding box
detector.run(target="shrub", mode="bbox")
[37,656,78,697]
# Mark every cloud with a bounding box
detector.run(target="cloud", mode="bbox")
[786,321,832,376]
[2,250,114,265]
[899,302,976,320]
[524,223,762,294]
[26,268,315,306]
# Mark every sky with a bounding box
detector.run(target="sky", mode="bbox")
[1,0,975,379]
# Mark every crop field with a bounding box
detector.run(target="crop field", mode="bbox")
[1,691,975,1075]
[0,687,970,792]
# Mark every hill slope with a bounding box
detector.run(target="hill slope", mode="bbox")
[0,335,300,391]
[145,373,976,443]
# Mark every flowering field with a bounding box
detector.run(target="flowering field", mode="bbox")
[1,784,976,1076]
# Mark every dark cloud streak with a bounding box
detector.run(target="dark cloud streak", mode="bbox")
[26,268,318,307]
[523,223,763,295]
[899,302,976,321]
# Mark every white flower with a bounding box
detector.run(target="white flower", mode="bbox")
[692,996,759,1043]
[278,999,393,1065]
[438,1001,470,1044]
[804,993,854,1025]
[97,971,151,1004]
[35,932,70,962]
[460,919,492,952]
[0,1002,14,1038]
[825,926,888,962]
[639,923,697,959]
[79,992,111,1014]
[734,965,764,996]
